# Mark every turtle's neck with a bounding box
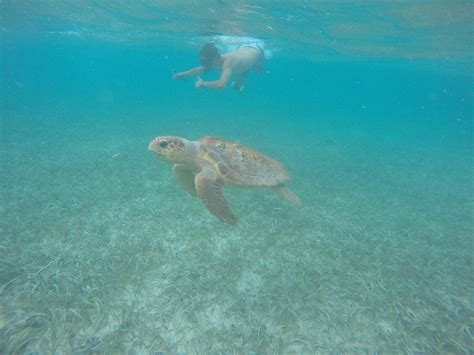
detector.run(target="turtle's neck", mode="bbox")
[184,139,198,163]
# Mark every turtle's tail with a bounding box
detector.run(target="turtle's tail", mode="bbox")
[273,185,301,206]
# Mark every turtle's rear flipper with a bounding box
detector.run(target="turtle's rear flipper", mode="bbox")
[173,164,197,196]
[195,169,237,224]
[273,185,301,206]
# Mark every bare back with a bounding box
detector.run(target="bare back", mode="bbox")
[222,47,263,75]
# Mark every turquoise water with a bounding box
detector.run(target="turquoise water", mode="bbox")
[1,2,473,353]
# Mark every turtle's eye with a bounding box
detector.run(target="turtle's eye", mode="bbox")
[159,141,168,148]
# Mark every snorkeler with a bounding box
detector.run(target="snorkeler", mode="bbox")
[172,42,265,91]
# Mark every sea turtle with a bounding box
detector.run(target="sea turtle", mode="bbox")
[148,135,301,224]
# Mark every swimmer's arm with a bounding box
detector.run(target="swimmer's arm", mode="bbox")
[173,66,205,79]
[197,64,232,89]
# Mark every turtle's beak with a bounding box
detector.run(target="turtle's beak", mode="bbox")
[148,138,162,157]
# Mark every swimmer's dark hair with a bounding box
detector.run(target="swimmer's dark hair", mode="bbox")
[199,43,220,69]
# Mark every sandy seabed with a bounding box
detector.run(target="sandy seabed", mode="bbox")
[1,110,472,354]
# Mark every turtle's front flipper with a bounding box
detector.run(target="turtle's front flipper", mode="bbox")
[273,185,302,206]
[195,168,236,224]
[173,164,197,196]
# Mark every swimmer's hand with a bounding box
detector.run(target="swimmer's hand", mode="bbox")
[231,80,244,92]
[172,69,185,80]
[195,76,204,88]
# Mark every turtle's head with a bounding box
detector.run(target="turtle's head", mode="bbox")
[148,136,196,164]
